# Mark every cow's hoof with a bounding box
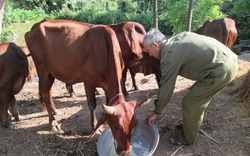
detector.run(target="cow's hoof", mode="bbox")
[51,126,64,134]
[4,122,15,129]
[51,121,64,134]
[9,123,15,129]
[70,93,77,98]
[132,86,142,91]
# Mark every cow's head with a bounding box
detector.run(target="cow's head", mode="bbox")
[90,100,137,155]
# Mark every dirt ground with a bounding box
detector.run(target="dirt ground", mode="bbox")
[0,53,250,156]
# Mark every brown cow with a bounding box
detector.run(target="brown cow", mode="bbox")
[109,22,146,96]
[193,18,238,48]
[25,20,137,155]
[0,42,28,128]
[65,21,161,98]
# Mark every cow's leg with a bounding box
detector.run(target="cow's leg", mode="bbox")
[65,83,76,97]
[40,76,58,115]
[84,83,97,130]
[41,89,58,115]
[9,95,19,121]
[122,68,132,100]
[129,69,141,91]
[39,73,62,132]
[0,91,13,128]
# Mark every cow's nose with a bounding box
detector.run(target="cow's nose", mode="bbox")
[116,145,132,156]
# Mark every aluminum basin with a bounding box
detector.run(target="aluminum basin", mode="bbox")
[97,117,159,156]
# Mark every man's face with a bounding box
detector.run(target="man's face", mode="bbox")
[143,42,160,59]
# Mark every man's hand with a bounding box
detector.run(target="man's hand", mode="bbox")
[145,113,158,127]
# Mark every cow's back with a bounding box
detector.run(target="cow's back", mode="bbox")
[206,18,226,44]
[25,21,123,88]
[193,18,237,48]
[78,25,124,91]
[25,20,94,83]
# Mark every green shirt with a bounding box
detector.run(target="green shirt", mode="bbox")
[153,31,238,115]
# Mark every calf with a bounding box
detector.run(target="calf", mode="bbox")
[0,42,28,128]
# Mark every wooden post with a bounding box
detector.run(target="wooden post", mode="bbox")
[153,0,158,29]
[186,0,194,31]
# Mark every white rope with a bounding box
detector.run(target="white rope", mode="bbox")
[108,93,123,105]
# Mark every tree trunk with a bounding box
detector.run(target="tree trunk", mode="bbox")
[0,0,6,39]
[153,0,158,29]
[186,0,194,31]
[106,2,109,11]
[121,0,125,12]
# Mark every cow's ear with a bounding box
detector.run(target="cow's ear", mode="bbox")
[103,104,115,114]
[88,112,109,138]
[125,25,142,58]
[129,100,136,106]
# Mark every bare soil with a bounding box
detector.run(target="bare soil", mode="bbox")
[0,54,250,156]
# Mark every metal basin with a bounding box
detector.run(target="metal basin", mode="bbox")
[97,117,160,156]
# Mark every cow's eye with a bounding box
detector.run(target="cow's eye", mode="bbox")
[114,126,124,133]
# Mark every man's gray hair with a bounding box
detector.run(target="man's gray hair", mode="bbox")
[143,28,166,46]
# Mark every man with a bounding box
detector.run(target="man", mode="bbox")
[143,28,238,145]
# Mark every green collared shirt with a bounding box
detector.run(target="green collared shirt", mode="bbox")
[153,31,238,115]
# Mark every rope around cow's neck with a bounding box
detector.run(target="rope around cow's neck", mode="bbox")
[108,93,123,105]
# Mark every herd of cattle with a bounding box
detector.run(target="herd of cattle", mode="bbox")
[0,18,237,155]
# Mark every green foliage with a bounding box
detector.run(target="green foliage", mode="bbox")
[2,0,249,43]
[223,0,250,43]
[160,0,225,34]
[159,0,189,34]
[1,1,13,41]
[52,9,79,20]
[94,10,127,24]
[1,19,12,42]
[76,10,125,24]
[118,0,139,13]
[129,11,153,31]
[5,7,48,22]
[2,0,49,41]
[192,0,225,28]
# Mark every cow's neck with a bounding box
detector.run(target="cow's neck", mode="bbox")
[107,69,124,106]
[107,51,125,106]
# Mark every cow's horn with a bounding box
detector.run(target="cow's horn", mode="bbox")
[103,104,115,114]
